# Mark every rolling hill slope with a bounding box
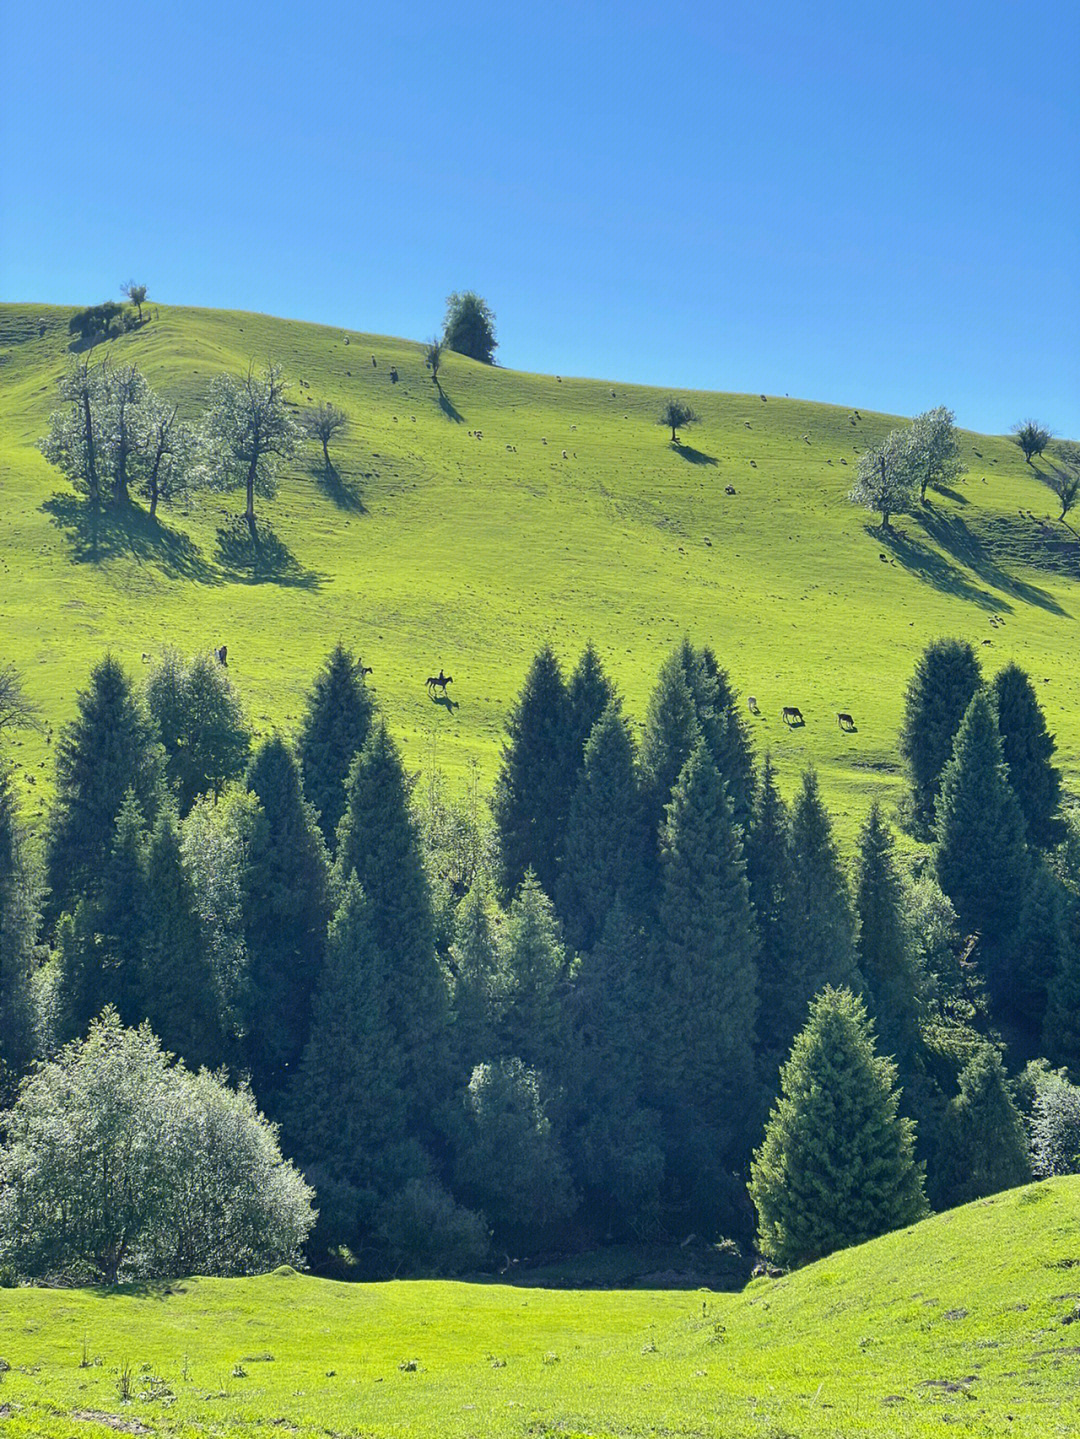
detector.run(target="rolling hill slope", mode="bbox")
[0,1178,1078,1437]
[2,302,1077,836]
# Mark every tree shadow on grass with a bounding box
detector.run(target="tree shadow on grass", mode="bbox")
[90,1278,188,1300]
[928,484,969,506]
[215,516,322,589]
[436,386,464,423]
[308,459,365,514]
[670,442,718,466]
[871,523,1005,613]
[917,507,1068,615]
[42,493,221,584]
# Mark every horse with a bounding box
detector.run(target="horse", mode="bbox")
[837,712,855,731]
[781,705,803,726]
[426,670,453,695]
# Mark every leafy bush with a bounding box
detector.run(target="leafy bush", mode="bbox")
[378,1178,490,1275]
[0,1009,315,1284]
[1030,1073,1080,1177]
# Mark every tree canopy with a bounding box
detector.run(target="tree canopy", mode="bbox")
[442,292,497,364]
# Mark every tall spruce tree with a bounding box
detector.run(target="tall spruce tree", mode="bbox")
[0,764,38,1079]
[556,699,645,951]
[297,642,375,850]
[286,876,410,1213]
[561,897,663,1229]
[639,648,702,871]
[779,769,859,1055]
[855,803,922,1066]
[899,639,982,837]
[335,720,450,1112]
[242,736,331,1104]
[1011,859,1067,1042]
[449,877,504,1081]
[139,807,223,1069]
[566,642,615,774]
[145,649,251,816]
[936,1042,1031,1206]
[749,987,927,1267]
[653,740,759,1184]
[57,791,149,1038]
[492,644,572,901]
[990,662,1062,848]
[935,690,1030,1006]
[697,644,756,829]
[498,871,567,1077]
[45,655,165,924]
[1044,813,1080,1074]
[746,754,793,1069]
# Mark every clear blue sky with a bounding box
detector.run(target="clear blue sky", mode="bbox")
[2,0,1077,435]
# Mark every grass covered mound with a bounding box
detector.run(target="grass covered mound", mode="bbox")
[0,1178,1078,1437]
[1,303,1079,836]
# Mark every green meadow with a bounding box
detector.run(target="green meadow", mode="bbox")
[0,1178,1077,1438]
[1,301,1078,840]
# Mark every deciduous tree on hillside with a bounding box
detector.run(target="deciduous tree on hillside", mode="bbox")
[201,364,301,536]
[1011,418,1053,465]
[303,401,348,469]
[848,425,919,528]
[0,663,39,738]
[1044,442,1080,522]
[120,281,148,321]
[911,405,966,501]
[658,397,700,444]
[442,292,497,364]
[425,337,444,386]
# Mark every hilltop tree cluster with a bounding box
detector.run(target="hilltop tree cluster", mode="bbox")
[1,633,1078,1283]
[848,405,966,526]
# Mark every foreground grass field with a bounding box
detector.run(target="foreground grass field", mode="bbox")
[1,1178,1078,1437]
[1,302,1078,839]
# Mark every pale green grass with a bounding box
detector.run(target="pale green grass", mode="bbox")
[2,303,1078,842]
[1,1178,1079,1436]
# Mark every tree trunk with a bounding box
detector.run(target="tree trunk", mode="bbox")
[150,489,159,520]
[81,390,99,504]
[671,426,677,442]
[322,438,330,466]
[246,454,258,537]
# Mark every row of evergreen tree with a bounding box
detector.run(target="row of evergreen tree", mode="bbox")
[1,635,1077,1272]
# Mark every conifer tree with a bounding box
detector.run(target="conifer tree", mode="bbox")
[779,769,859,1054]
[335,720,450,1111]
[297,642,375,850]
[749,987,927,1267]
[990,662,1062,848]
[45,655,165,924]
[556,699,645,951]
[855,803,922,1066]
[286,876,409,1208]
[139,808,223,1069]
[697,644,756,828]
[242,736,331,1103]
[899,639,982,837]
[145,649,251,816]
[653,740,759,1179]
[639,648,702,863]
[492,644,572,900]
[935,690,1030,1004]
[1044,811,1080,1074]
[498,871,567,1076]
[1010,859,1067,1040]
[566,642,615,773]
[0,764,38,1078]
[562,897,663,1228]
[449,877,503,1081]
[57,791,148,1038]
[936,1043,1031,1206]
[746,754,793,1068]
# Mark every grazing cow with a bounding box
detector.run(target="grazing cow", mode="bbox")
[747,695,759,714]
[837,712,855,731]
[215,645,228,666]
[725,485,736,494]
[782,705,803,726]
[426,670,453,695]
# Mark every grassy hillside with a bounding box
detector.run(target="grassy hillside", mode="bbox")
[0,1178,1078,1437]
[2,302,1078,837]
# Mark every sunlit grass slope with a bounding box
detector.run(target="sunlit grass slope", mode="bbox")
[2,302,1078,836]
[1,1178,1079,1437]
